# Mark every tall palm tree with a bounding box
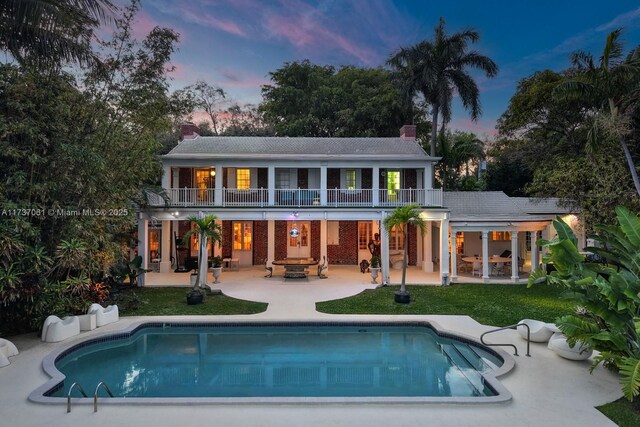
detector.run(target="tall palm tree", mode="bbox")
[554,29,640,197]
[0,0,115,66]
[383,205,425,303]
[387,17,498,158]
[182,214,222,290]
[437,131,485,189]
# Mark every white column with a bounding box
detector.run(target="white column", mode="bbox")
[440,215,449,282]
[372,166,379,206]
[320,164,328,206]
[214,163,223,206]
[380,212,390,284]
[268,165,275,206]
[161,165,170,190]
[159,220,172,273]
[481,231,489,281]
[511,232,519,282]
[531,230,539,273]
[267,220,275,265]
[450,227,457,282]
[137,218,149,286]
[422,221,433,272]
[320,219,328,272]
[424,165,433,189]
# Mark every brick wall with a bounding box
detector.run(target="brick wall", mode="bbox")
[257,168,268,189]
[327,168,340,189]
[222,221,232,258]
[297,169,308,189]
[311,221,320,260]
[275,220,288,260]
[405,169,417,189]
[252,220,268,265]
[327,221,358,264]
[408,224,417,265]
[362,168,372,189]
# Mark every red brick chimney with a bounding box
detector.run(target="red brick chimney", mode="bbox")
[400,125,416,141]
[180,122,200,141]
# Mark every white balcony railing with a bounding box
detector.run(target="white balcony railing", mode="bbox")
[150,188,443,208]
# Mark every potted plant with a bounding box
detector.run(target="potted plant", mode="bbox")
[370,255,381,284]
[210,255,223,284]
[182,214,223,305]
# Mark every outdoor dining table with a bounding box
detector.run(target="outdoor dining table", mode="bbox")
[271,258,319,279]
[461,256,512,264]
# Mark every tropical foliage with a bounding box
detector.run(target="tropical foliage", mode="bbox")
[528,207,640,401]
[435,130,485,190]
[387,17,498,157]
[383,205,425,298]
[182,215,222,291]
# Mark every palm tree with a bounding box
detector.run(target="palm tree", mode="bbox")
[383,205,425,303]
[182,214,222,291]
[0,0,115,66]
[437,130,485,189]
[387,17,498,158]
[554,29,640,197]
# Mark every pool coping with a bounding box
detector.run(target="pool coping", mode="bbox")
[29,319,515,405]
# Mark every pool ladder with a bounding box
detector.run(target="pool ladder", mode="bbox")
[480,323,531,357]
[67,381,114,413]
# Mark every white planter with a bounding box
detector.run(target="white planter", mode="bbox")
[370,267,381,284]
[211,267,222,284]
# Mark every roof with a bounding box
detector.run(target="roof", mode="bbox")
[444,191,574,222]
[163,136,435,160]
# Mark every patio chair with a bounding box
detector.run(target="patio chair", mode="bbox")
[516,319,554,342]
[41,315,80,342]
[457,257,469,274]
[472,261,482,277]
[87,303,119,327]
[0,338,18,367]
[548,332,593,360]
[492,262,506,276]
[264,259,273,278]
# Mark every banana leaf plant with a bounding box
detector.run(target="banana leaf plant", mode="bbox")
[528,206,640,401]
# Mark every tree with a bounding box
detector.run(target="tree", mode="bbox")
[435,130,485,190]
[383,205,425,303]
[387,17,498,157]
[182,215,222,293]
[220,103,272,136]
[0,0,115,67]
[528,207,640,401]
[554,29,640,197]
[260,60,415,137]
[186,80,226,135]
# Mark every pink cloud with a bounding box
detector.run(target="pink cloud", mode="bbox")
[173,6,246,37]
[450,118,498,138]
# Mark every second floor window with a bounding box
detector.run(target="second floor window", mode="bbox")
[236,169,250,189]
[345,169,356,190]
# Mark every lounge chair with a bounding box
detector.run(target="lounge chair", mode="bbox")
[0,339,18,367]
[87,304,119,327]
[548,332,593,360]
[41,315,80,342]
[516,319,554,342]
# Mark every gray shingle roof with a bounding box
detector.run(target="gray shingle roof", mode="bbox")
[164,136,434,160]
[443,192,573,222]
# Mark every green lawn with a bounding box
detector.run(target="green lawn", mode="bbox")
[110,287,268,316]
[316,283,575,326]
[598,398,640,427]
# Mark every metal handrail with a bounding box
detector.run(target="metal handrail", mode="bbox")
[67,382,88,413]
[93,381,114,413]
[480,323,531,357]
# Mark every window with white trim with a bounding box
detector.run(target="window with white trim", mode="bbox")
[327,221,340,245]
[236,168,250,190]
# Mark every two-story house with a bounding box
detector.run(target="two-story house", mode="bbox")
[137,124,583,285]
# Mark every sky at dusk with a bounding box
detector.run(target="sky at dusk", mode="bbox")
[130,0,640,137]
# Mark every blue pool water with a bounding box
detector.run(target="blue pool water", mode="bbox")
[49,323,502,398]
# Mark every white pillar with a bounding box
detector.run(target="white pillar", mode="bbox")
[531,230,539,273]
[268,166,275,206]
[511,232,519,282]
[161,165,170,189]
[450,227,457,282]
[440,216,449,281]
[137,218,149,286]
[320,219,328,272]
[424,165,433,189]
[159,220,172,273]
[372,166,379,206]
[422,221,433,272]
[320,164,328,206]
[267,220,275,265]
[214,163,223,206]
[381,212,390,284]
[481,231,489,281]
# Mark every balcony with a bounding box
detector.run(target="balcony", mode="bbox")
[149,188,443,208]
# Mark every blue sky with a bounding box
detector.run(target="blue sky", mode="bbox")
[133,0,640,136]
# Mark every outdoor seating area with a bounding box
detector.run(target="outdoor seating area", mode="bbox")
[517,319,593,361]
[40,305,119,343]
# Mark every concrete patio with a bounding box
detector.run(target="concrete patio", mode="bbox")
[0,272,621,427]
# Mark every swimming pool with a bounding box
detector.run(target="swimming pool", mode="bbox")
[31,321,514,404]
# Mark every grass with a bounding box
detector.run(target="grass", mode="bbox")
[598,398,640,427]
[112,287,268,316]
[316,283,575,326]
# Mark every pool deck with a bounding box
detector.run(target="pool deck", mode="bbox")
[0,268,622,427]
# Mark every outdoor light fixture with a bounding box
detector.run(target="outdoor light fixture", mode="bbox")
[293,211,299,217]
[210,170,216,177]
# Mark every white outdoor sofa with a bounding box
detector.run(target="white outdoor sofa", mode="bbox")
[516,319,555,343]
[41,315,80,343]
[0,338,19,367]
[87,304,119,327]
